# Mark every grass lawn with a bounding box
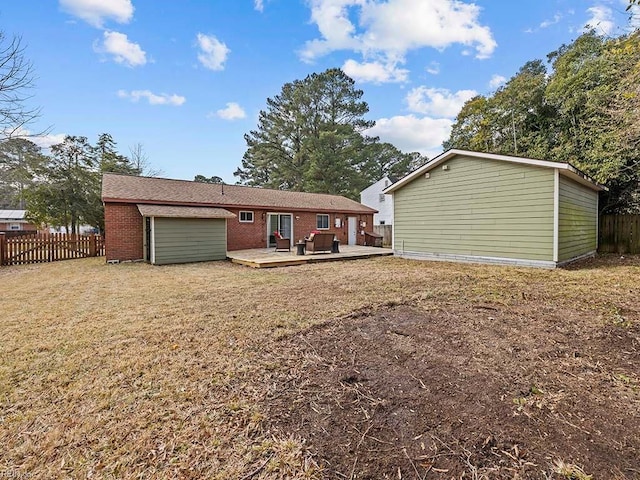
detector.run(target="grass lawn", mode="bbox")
[1,255,639,479]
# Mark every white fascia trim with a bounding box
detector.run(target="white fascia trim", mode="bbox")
[384,149,604,194]
[553,169,559,263]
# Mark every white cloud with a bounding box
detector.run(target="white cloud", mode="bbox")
[300,0,497,77]
[33,133,68,150]
[583,5,615,35]
[342,59,408,83]
[215,102,246,120]
[59,0,134,28]
[426,61,440,75]
[117,90,186,106]
[95,31,147,67]
[196,33,230,71]
[365,115,452,157]
[255,0,264,12]
[489,74,506,89]
[405,87,476,118]
[539,12,563,29]
[8,128,67,150]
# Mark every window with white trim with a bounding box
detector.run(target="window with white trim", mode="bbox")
[9,223,21,230]
[316,214,329,230]
[239,211,254,223]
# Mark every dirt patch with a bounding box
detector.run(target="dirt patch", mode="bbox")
[265,303,640,479]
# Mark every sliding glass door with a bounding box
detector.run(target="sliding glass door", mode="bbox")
[267,214,292,247]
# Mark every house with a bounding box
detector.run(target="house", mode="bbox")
[360,176,395,226]
[0,210,39,233]
[101,173,376,265]
[383,149,606,268]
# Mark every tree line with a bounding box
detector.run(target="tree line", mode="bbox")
[444,30,640,214]
[0,134,155,233]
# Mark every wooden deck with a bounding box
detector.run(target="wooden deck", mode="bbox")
[227,245,393,268]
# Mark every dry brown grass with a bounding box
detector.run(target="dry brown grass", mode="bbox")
[1,254,639,479]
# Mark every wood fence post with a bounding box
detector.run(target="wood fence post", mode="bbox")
[0,233,5,266]
[89,234,97,257]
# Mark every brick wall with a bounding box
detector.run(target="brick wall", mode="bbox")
[104,203,143,261]
[104,202,375,259]
[225,208,374,250]
[0,222,38,231]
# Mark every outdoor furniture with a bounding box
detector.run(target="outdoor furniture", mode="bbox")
[296,241,305,256]
[305,232,334,253]
[332,239,340,253]
[275,236,291,252]
[364,231,383,247]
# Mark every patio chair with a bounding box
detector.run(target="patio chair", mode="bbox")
[274,232,291,252]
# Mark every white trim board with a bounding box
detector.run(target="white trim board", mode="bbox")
[553,168,559,263]
[393,250,597,269]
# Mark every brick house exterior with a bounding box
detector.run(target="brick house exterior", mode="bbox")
[103,203,144,261]
[102,174,376,263]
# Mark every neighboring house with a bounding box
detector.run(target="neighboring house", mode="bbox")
[384,149,606,268]
[0,210,39,233]
[102,173,376,265]
[360,177,395,225]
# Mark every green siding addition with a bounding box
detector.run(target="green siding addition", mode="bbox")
[558,175,598,262]
[394,156,555,261]
[153,217,227,265]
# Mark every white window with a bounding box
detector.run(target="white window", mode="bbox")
[316,214,329,230]
[379,193,386,202]
[9,223,21,231]
[239,211,254,223]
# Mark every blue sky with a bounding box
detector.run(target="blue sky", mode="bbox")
[3,0,638,182]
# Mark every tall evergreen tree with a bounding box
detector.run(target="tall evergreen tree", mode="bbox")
[25,135,96,233]
[235,68,414,199]
[23,134,152,232]
[0,138,45,208]
[95,133,139,175]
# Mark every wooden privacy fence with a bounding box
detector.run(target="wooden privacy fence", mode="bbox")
[0,233,104,266]
[599,214,640,254]
[373,224,393,247]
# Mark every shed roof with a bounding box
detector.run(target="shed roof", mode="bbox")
[384,149,607,194]
[137,205,236,219]
[0,209,27,221]
[103,174,376,214]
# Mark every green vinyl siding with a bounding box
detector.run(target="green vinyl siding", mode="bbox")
[153,217,227,265]
[558,175,598,261]
[394,156,555,261]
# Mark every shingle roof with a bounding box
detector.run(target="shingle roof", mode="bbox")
[137,205,236,219]
[102,174,376,214]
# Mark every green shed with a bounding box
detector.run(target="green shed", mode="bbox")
[137,205,235,265]
[384,150,606,268]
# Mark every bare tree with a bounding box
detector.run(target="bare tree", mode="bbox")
[0,31,43,140]
[128,142,163,177]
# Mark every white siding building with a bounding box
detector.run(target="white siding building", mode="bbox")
[360,177,394,226]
